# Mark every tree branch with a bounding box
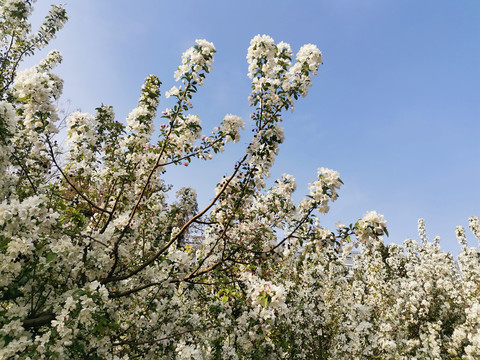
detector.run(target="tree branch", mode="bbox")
[23,313,55,329]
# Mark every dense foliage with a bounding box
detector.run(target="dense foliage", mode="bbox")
[1,2,479,359]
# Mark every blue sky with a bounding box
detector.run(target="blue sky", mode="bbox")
[26,1,479,255]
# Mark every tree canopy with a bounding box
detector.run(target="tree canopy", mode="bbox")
[1,2,479,359]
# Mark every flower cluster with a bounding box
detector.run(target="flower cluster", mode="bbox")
[355,210,388,244]
[174,39,215,85]
[306,167,342,214]
[0,0,34,33]
[469,216,480,242]
[247,34,322,110]
[221,114,245,144]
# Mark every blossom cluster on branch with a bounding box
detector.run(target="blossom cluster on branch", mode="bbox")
[0,2,479,359]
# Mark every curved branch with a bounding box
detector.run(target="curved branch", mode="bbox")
[110,282,161,298]
[45,136,112,214]
[0,133,38,195]
[23,313,55,329]
[112,325,218,347]
[101,154,248,285]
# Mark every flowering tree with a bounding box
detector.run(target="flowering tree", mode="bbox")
[1,2,479,359]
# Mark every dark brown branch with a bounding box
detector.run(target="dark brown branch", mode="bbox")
[23,313,55,329]
[157,137,223,167]
[112,325,218,347]
[243,207,315,254]
[110,282,161,298]
[99,176,127,234]
[45,136,111,214]
[0,133,38,195]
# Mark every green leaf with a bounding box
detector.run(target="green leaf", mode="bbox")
[0,236,11,253]
[46,252,57,263]
[262,296,269,308]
